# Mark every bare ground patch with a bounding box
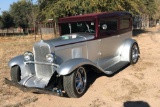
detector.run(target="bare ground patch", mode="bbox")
[0,26,160,107]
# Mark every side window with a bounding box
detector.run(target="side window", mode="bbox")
[120,18,130,29]
[100,19,118,31]
[61,23,70,35]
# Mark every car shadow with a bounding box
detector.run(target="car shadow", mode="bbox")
[124,101,150,107]
[86,63,131,92]
[87,71,105,86]
[132,29,151,37]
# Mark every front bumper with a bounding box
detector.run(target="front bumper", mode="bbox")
[5,78,63,96]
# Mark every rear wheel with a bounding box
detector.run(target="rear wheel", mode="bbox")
[10,66,21,82]
[63,66,87,98]
[130,43,140,64]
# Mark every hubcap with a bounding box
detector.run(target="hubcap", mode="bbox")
[132,44,139,63]
[75,67,87,94]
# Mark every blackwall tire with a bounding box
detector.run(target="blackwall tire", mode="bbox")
[63,66,87,98]
[130,43,140,64]
[10,66,21,82]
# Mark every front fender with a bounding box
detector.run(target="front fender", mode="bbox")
[8,55,25,68]
[8,55,35,79]
[57,58,99,75]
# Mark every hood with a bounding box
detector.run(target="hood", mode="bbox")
[42,33,95,47]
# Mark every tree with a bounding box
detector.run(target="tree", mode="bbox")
[39,0,147,20]
[0,11,14,33]
[10,0,32,33]
[0,15,3,29]
[105,0,145,14]
[143,0,157,17]
[26,0,40,35]
[39,0,107,21]
[37,0,160,31]
[154,0,160,19]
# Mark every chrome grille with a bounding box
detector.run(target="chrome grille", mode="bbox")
[34,43,53,78]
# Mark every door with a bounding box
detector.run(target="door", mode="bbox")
[98,18,121,69]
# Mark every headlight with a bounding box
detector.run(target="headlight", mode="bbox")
[46,53,55,63]
[24,51,34,61]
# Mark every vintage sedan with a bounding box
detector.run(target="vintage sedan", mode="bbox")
[7,11,140,98]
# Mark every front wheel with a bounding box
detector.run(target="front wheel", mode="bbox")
[63,66,87,98]
[130,43,140,64]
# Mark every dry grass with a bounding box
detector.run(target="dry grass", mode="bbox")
[0,34,54,107]
[0,35,54,71]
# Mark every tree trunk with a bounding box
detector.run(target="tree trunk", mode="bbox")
[23,28,25,34]
[53,22,56,37]
[34,21,36,41]
[53,21,57,37]
[39,23,42,40]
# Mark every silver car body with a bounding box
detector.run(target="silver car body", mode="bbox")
[8,11,139,89]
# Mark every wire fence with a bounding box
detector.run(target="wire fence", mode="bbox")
[133,15,157,29]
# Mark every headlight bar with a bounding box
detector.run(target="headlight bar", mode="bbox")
[24,61,59,68]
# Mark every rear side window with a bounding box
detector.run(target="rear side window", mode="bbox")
[120,18,130,29]
[99,19,118,31]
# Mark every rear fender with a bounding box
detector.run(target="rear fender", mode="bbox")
[57,58,102,75]
[8,55,35,79]
[120,39,138,62]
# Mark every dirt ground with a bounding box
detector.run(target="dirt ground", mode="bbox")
[0,26,160,107]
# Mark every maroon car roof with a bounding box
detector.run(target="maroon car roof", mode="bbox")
[58,11,132,23]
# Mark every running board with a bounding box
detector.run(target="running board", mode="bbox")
[103,61,129,75]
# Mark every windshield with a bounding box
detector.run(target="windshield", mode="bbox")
[60,21,96,35]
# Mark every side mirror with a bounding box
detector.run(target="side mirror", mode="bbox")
[102,24,107,30]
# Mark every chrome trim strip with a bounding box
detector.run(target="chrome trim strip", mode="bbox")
[24,61,59,68]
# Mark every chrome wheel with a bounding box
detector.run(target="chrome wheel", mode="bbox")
[63,66,87,98]
[75,67,87,94]
[131,43,139,64]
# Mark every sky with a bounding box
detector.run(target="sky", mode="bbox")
[0,0,37,15]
